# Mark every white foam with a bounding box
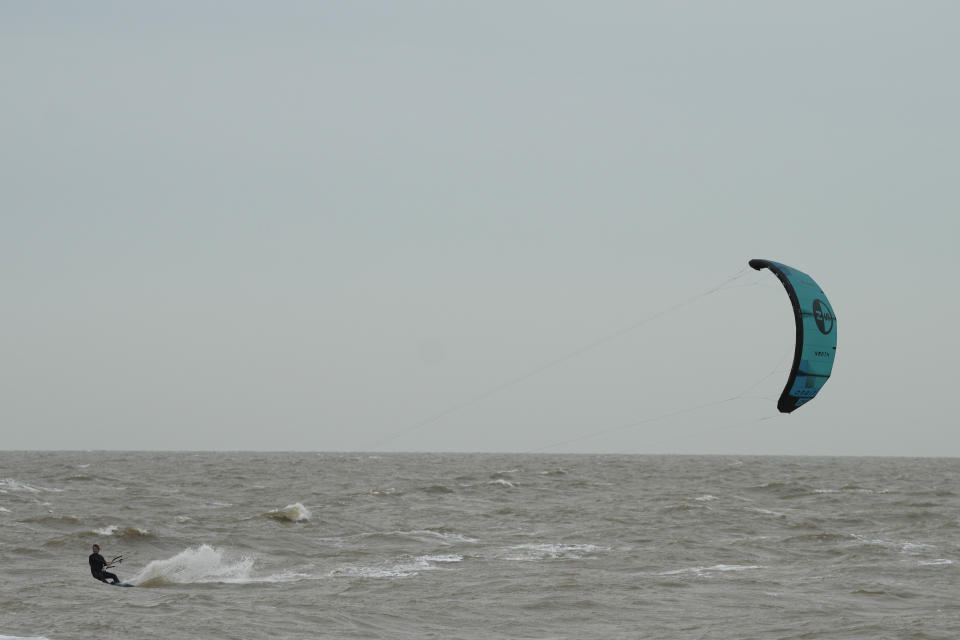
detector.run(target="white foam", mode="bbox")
[0,479,63,494]
[358,529,478,544]
[505,543,609,561]
[0,507,10,513]
[331,554,462,579]
[0,479,41,493]
[0,635,51,640]
[131,545,255,585]
[331,564,421,578]
[95,525,119,536]
[489,479,516,488]
[419,554,463,564]
[919,559,953,566]
[407,530,477,544]
[853,535,937,554]
[659,564,765,576]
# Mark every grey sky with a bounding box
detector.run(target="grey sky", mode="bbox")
[3,2,958,455]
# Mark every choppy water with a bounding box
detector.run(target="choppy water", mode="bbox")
[1,452,958,639]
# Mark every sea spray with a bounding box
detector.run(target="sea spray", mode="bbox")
[132,544,255,585]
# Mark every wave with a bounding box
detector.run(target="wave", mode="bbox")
[0,479,62,494]
[94,525,152,538]
[356,528,479,545]
[131,544,256,586]
[502,543,610,561]
[331,553,463,579]
[64,474,102,482]
[659,564,765,576]
[419,484,455,495]
[370,487,403,497]
[265,502,311,522]
[0,635,51,640]
[18,514,83,525]
[783,532,854,544]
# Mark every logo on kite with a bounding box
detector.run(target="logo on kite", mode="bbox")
[812,299,834,335]
[748,259,837,414]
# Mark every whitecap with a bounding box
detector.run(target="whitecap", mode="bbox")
[267,502,311,522]
[362,529,478,544]
[0,479,41,493]
[504,543,609,561]
[331,559,429,579]
[331,554,460,579]
[258,569,314,582]
[411,530,477,544]
[695,495,719,502]
[419,554,463,564]
[659,564,765,576]
[489,479,516,488]
[853,535,936,554]
[331,565,420,579]
[919,559,952,566]
[94,525,150,537]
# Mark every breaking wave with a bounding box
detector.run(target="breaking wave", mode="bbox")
[94,525,152,538]
[265,502,311,522]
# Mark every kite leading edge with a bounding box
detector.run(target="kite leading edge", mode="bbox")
[749,259,837,413]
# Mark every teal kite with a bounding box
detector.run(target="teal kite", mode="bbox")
[749,259,837,413]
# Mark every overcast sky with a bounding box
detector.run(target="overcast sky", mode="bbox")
[3,1,957,455]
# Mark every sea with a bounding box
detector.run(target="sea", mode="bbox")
[1,452,957,639]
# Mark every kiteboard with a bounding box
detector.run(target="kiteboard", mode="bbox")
[109,582,134,587]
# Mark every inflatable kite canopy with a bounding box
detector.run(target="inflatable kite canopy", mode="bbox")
[749,259,837,413]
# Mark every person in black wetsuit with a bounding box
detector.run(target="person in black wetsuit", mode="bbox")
[89,544,120,584]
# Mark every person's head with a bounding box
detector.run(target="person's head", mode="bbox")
[92,545,100,553]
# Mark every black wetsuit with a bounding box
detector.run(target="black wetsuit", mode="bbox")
[89,552,119,584]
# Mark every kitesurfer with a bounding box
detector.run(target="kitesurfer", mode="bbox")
[88,544,120,584]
